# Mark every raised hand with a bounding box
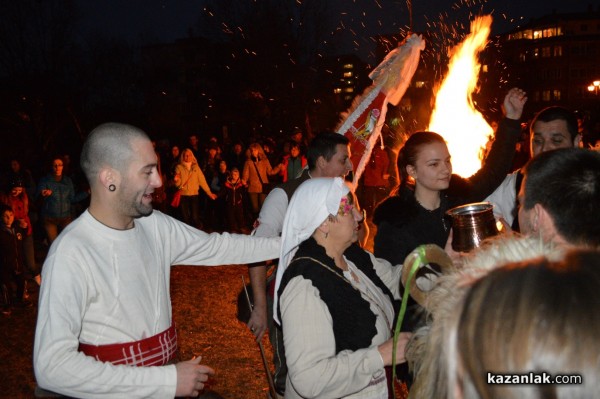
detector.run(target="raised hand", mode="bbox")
[503,87,527,120]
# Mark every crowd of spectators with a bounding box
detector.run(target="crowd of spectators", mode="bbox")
[0,129,333,283]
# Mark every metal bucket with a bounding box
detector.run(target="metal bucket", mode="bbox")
[446,202,498,252]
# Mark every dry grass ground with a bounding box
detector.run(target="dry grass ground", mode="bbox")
[0,221,408,399]
[0,265,274,399]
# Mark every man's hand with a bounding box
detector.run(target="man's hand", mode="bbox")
[175,356,215,397]
[208,193,218,200]
[247,302,268,341]
[503,87,527,120]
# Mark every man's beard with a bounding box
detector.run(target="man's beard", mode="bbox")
[119,191,154,218]
[134,202,154,218]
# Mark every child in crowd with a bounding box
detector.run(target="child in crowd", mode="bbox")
[222,168,248,234]
[0,178,40,285]
[209,160,229,232]
[0,204,31,315]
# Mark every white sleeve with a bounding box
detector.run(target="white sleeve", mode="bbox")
[368,252,403,300]
[253,187,288,238]
[154,213,281,266]
[484,172,518,226]
[281,277,385,398]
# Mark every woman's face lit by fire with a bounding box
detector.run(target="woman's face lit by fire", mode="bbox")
[407,142,452,193]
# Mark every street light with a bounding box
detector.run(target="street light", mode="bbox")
[588,80,600,95]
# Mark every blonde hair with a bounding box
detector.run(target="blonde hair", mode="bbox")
[247,142,267,160]
[408,234,568,398]
[454,250,600,399]
[179,148,199,165]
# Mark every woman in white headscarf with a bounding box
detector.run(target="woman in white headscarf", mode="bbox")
[273,177,411,399]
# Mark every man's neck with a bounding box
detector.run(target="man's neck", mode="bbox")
[88,201,135,230]
[309,168,323,178]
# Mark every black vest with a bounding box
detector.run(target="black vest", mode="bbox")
[278,237,395,353]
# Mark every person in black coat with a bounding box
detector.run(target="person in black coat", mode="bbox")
[0,204,31,314]
[373,88,527,266]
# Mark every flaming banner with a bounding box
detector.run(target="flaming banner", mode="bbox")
[336,33,425,189]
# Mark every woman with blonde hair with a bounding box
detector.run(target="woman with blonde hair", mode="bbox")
[242,142,281,221]
[408,237,600,399]
[174,148,217,228]
[273,177,410,398]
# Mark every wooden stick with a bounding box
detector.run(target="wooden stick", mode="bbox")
[242,276,279,399]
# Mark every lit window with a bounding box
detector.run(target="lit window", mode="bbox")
[533,30,542,39]
[333,88,342,94]
[519,52,526,62]
[542,90,551,101]
[344,87,354,93]
[343,71,353,78]
[482,64,489,73]
[343,63,353,69]
[553,46,562,57]
[415,81,426,88]
[542,28,557,38]
[553,90,561,101]
[542,47,551,57]
[533,48,539,58]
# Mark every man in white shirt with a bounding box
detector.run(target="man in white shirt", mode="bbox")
[33,123,280,398]
[485,106,579,230]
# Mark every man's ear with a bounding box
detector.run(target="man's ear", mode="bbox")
[535,203,558,239]
[99,168,120,191]
[316,156,327,171]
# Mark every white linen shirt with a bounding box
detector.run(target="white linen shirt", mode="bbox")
[34,210,280,398]
[484,171,519,226]
[253,187,289,238]
[280,252,402,399]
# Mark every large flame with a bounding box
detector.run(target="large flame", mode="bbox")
[428,15,494,177]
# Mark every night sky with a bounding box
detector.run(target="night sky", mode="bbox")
[77,0,594,60]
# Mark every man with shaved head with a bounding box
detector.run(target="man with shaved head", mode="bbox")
[34,123,280,398]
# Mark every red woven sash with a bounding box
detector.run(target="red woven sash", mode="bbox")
[78,324,177,366]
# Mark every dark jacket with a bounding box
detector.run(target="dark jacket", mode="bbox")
[0,224,26,284]
[373,118,521,266]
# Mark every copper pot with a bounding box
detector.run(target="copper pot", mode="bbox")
[446,202,498,252]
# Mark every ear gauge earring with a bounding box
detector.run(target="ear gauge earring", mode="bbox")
[109,184,116,192]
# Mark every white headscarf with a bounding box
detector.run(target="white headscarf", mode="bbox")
[273,177,350,324]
